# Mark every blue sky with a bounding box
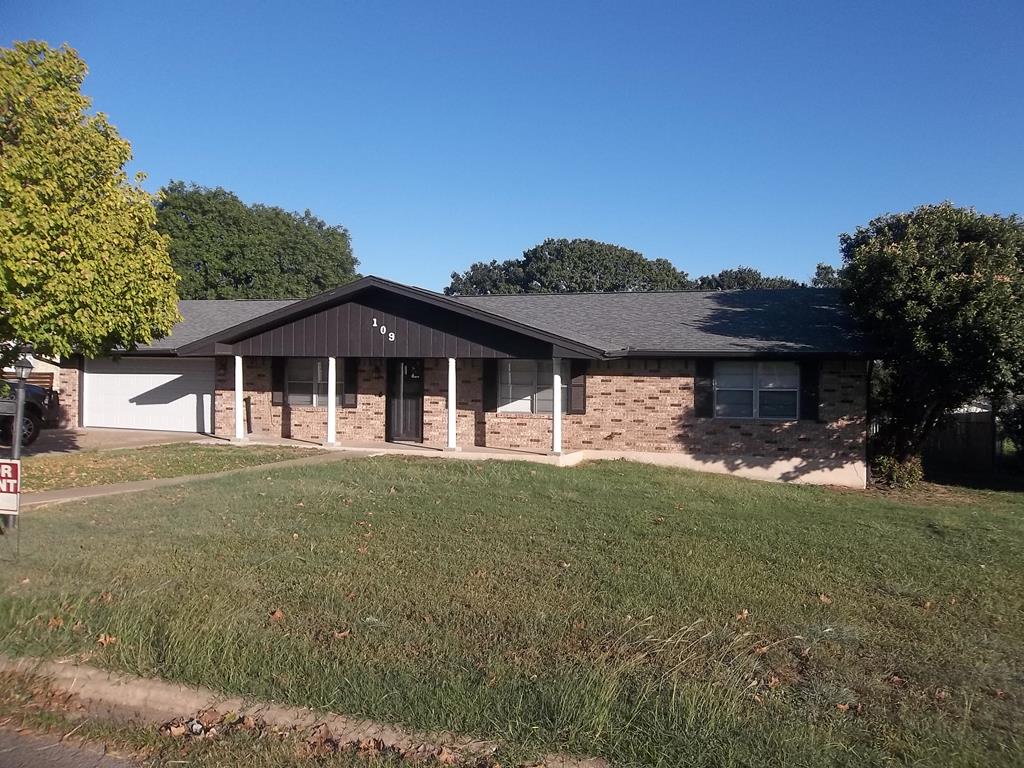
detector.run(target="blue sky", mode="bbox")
[4,1,1022,290]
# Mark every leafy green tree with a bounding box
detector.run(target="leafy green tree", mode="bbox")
[842,203,1024,463]
[157,182,358,299]
[692,266,801,290]
[0,41,179,365]
[998,392,1024,460]
[445,238,689,295]
[445,259,526,295]
[810,262,844,288]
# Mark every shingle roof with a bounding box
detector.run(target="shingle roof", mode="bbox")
[143,299,297,351]
[156,280,864,358]
[453,288,864,356]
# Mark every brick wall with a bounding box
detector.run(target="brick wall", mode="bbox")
[423,358,482,447]
[212,356,867,476]
[336,359,387,443]
[214,357,280,439]
[55,358,81,428]
[214,357,387,443]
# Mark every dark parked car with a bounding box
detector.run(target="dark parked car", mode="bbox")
[0,381,58,447]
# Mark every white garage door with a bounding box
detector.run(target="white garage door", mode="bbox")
[83,358,215,433]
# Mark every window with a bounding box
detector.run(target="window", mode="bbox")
[713,361,799,420]
[286,359,340,407]
[498,359,570,414]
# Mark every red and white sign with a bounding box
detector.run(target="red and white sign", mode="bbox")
[0,460,21,515]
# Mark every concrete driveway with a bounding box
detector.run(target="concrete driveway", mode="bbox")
[14,428,202,456]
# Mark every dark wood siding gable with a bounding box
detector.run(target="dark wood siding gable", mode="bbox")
[229,289,559,359]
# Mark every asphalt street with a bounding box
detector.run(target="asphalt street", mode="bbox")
[0,729,134,768]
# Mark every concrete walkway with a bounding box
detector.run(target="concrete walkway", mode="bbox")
[20,450,374,509]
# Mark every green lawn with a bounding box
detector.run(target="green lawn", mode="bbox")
[21,442,318,492]
[1,457,1021,767]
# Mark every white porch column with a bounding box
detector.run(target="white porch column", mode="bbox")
[446,357,458,450]
[326,356,337,445]
[233,355,246,441]
[551,356,562,454]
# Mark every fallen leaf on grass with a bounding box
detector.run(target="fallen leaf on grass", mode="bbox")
[332,629,351,640]
[301,723,337,758]
[888,674,905,687]
[97,633,118,647]
[269,609,285,623]
[436,745,460,765]
[198,709,221,728]
[935,689,949,701]
[835,703,850,713]
[735,608,749,622]
[357,737,386,753]
[818,593,833,605]
[47,616,63,631]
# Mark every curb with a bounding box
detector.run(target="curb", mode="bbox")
[0,656,607,768]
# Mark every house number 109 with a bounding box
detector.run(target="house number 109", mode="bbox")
[371,317,396,342]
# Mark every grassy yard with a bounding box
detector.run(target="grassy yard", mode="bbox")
[21,442,318,492]
[1,457,1021,767]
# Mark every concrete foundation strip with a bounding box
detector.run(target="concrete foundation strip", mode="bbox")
[0,655,607,768]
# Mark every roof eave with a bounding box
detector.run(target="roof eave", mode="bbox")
[605,348,871,359]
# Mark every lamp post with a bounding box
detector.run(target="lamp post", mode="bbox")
[11,352,33,461]
[2,351,33,531]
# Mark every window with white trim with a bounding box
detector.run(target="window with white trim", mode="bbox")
[713,361,799,420]
[286,359,341,407]
[497,359,570,414]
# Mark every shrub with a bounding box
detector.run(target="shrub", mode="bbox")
[872,455,924,488]
[1000,394,1024,458]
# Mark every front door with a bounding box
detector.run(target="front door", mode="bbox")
[386,359,424,442]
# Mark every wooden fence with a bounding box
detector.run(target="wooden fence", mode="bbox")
[921,412,996,475]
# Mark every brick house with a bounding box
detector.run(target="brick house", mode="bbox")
[57,276,869,487]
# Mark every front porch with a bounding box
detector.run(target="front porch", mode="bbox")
[218,355,574,455]
[197,431,577,465]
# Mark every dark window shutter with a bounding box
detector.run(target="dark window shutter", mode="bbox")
[482,359,498,412]
[271,358,286,405]
[342,358,359,408]
[568,360,588,414]
[799,360,820,421]
[694,359,714,418]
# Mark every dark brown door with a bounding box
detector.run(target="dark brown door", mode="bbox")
[386,359,423,442]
